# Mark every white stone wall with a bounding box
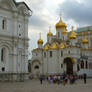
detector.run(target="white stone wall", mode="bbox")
[0,0,30,75]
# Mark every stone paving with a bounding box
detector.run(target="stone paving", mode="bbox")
[0,79,92,92]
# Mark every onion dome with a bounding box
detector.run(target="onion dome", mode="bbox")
[82,38,88,44]
[61,28,67,34]
[59,41,66,49]
[37,33,43,44]
[44,44,50,50]
[50,42,59,49]
[69,26,77,39]
[47,26,53,36]
[56,15,67,30]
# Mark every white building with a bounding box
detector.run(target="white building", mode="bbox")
[31,16,92,78]
[0,0,32,81]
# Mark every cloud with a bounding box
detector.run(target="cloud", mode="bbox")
[29,14,49,31]
[59,0,92,26]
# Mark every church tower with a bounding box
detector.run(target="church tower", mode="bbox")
[47,27,53,44]
[56,15,67,40]
[69,26,77,46]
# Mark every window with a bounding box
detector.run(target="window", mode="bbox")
[68,51,70,54]
[77,64,80,71]
[86,61,88,69]
[61,51,63,57]
[28,63,31,72]
[19,34,21,36]
[58,32,60,38]
[19,24,21,28]
[36,53,38,56]
[63,36,64,40]
[2,19,6,30]
[81,60,84,69]
[1,48,5,62]
[50,51,52,57]
[2,67,5,72]
[61,64,63,68]
[44,52,46,58]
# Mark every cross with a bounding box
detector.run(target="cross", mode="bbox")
[49,26,51,32]
[72,26,74,31]
[39,32,41,39]
[59,13,62,20]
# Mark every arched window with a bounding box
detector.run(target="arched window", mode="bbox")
[34,65,39,69]
[1,48,6,62]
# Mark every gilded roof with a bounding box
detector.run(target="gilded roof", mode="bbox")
[56,17,67,29]
[59,42,66,49]
[69,26,77,39]
[50,42,59,49]
[82,38,88,44]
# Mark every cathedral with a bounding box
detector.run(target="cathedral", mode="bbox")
[31,15,92,78]
[0,0,32,81]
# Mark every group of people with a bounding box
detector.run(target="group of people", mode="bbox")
[39,73,87,85]
[47,74,77,85]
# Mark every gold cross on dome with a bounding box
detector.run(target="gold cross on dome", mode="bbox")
[72,26,74,31]
[49,26,51,32]
[39,32,41,39]
[59,13,62,20]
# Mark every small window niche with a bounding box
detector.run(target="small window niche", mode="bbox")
[2,18,7,30]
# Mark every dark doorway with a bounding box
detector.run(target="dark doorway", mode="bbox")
[64,57,73,74]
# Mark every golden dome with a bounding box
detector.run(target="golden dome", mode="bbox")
[59,41,66,49]
[61,28,67,34]
[37,33,43,44]
[56,16,67,29]
[50,42,59,49]
[69,26,77,39]
[47,27,53,36]
[82,38,88,44]
[44,44,50,50]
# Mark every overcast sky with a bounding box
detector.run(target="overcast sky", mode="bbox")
[16,0,92,58]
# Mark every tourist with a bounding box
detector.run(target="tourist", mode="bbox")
[83,73,87,84]
[40,75,43,84]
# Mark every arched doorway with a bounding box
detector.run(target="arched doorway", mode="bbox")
[64,57,74,74]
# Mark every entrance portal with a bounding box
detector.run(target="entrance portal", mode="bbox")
[64,57,73,74]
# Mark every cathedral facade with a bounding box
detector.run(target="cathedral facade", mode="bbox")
[0,0,32,80]
[31,16,92,78]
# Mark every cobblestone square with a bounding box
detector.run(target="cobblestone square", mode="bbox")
[0,79,92,92]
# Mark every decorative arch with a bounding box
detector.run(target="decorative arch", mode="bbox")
[31,59,41,65]
[0,41,13,54]
[63,57,74,74]
[34,65,39,69]
[64,57,74,64]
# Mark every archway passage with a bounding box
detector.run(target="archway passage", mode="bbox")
[64,57,73,74]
